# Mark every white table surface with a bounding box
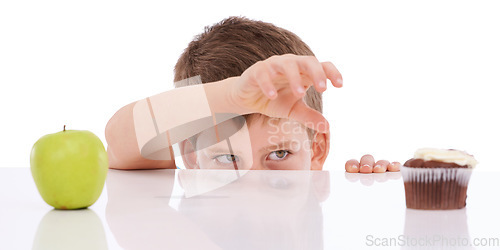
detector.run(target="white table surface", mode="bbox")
[0,167,499,250]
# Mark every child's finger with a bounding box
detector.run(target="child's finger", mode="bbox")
[287,100,329,133]
[277,60,307,98]
[359,154,375,173]
[321,62,343,88]
[387,161,401,172]
[373,160,390,173]
[345,159,360,173]
[252,61,278,99]
[297,56,327,93]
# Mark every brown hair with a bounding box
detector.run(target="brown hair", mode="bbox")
[174,16,322,141]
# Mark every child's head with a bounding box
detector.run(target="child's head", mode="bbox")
[174,16,328,170]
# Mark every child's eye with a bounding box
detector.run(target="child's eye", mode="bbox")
[214,154,239,164]
[267,150,290,161]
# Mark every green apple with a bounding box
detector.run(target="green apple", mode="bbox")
[30,126,108,210]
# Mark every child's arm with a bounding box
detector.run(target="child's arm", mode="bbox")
[106,54,343,170]
[105,102,176,170]
[105,77,247,170]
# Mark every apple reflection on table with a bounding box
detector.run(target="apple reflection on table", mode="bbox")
[32,209,108,250]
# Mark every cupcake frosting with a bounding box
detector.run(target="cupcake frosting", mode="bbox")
[414,148,478,168]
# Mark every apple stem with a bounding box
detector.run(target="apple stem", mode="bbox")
[64,125,66,132]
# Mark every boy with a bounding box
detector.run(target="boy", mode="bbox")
[105,16,400,172]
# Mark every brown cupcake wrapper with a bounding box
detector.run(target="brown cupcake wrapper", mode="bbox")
[401,167,473,210]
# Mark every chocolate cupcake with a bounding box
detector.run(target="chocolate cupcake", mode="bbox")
[401,148,477,210]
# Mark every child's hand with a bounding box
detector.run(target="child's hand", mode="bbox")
[345,154,401,173]
[228,54,343,133]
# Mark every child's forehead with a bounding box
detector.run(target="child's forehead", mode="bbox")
[246,115,308,135]
[194,115,308,151]
[247,114,301,128]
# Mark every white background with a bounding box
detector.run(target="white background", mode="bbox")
[1,0,499,171]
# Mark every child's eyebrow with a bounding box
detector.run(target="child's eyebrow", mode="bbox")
[201,144,244,157]
[201,140,299,156]
[258,140,299,155]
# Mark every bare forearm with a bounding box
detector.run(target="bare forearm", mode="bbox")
[204,76,251,115]
[105,102,175,170]
[132,77,250,160]
[105,77,246,169]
